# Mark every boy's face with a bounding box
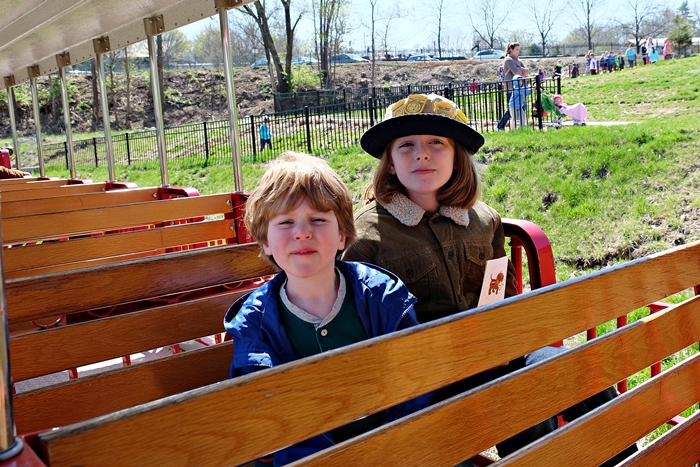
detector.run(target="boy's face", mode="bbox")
[263,198,346,282]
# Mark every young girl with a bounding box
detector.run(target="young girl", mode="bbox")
[342,93,636,464]
[552,94,589,126]
[509,75,531,129]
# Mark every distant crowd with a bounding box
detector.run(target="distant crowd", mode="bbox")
[585,38,673,75]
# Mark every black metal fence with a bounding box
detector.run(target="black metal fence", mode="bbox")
[42,76,561,170]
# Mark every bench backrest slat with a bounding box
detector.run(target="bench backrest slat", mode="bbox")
[2,193,232,243]
[10,291,244,382]
[7,243,274,324]
[0,179,83,192]
[35,242,700,467]
[297,296,700,467]
[4,219,234,278]
[16,343,231,436]
[498,353,700,467]
[1,187,160,218]
[0,182,110,201]
[617,412,700,467]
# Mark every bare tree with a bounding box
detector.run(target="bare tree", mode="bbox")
[527,0,564,57]
[313,0,347,87]
[466,0,514,49]
[192,24,223,65]
[572,0,608,51]
[428,0,448,58]
[619,0,671,52]
[241,0,301,93]
[379,2,407,57]
[369,0,378,87]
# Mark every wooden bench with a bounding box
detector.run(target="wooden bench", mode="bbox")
[6,219,553,440]
[2,191,243,278]
[0,179,91,193]
[0,181,126,202]
[25,240,700,467]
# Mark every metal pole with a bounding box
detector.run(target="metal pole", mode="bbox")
[5,87,21,171]
[0,213,24,460]
[216,1,243,191]
[56,53,76,179]
[28,67,46,177]
[94,38,116,182]
[144,16,169,186]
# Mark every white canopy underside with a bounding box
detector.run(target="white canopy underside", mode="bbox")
[0,0,254,90]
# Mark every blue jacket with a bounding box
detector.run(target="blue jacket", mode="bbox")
[224,260,432,466]
[509,76,532,111]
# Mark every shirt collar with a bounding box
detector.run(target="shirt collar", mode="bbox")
[380,193,471,228]
[280,268,346,328]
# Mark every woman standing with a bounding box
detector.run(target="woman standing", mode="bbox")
[496,42,528,131]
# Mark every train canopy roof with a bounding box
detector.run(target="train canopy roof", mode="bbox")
[0,0,253,90]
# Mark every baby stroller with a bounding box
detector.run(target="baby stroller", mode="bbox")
[540,92,563,128]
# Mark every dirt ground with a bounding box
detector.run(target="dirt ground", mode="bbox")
[2,57,580,135]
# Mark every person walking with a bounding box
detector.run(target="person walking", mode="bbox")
[496,42,528,131]
[259,116,272,151]
[663,38,673,60]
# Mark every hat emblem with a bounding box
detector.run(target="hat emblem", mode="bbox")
[405,94,429,114]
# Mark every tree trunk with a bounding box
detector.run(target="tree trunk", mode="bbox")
[124,48,131,128]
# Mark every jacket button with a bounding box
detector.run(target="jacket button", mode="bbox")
[448,251,454,260]
[406,269,414,278]
[320,329,328,337]
[479,252,485,260]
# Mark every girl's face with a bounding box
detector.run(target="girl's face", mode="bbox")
[553,96,562,104]
[389,135,455,212]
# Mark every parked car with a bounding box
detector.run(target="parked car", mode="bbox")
[472,49,506,60]
[407,54,439,62]
[251,58,268,67]
[330,53,370,63]
[292,56,319,65]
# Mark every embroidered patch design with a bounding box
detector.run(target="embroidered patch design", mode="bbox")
[434,101,457,117]
[390,100,406,116]
[405,94,429,114]
[455,110,469,124]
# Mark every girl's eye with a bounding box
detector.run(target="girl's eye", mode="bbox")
[398,141,414,148]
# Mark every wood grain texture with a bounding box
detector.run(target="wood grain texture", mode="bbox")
[1,187,159,218]
[498,353,700,467]
[35,242,700,467]
[0,182,109,201]
[10,291,245,381]
[617,411,700,467]
[16,343,232,435]
[297,296,700,467]
[2,192,233,243]
[0,179,76,192]
[7,242,275,324]
[4,219,234,277]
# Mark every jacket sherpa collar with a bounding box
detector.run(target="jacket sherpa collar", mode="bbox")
[380,193,471,228]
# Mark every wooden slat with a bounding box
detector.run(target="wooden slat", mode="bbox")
[0,179,82,191]
[1,187,159,218]
[499,353,700,467]
[10,291,245,382]
[298,296,700,467]
[2,192,233,243]
[0,182,111,201]
[35,243,700,467]
[0,177,44,184]
[16,343,232,435]
[6,242,275,324]
[618,411,700,467]
[4,219,234,277]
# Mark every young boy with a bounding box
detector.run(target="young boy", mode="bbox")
[224,151,430,466]
[259,116,272,151]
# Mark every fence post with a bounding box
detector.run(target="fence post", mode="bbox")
[64,141,69,170]
[557,74,561,95]
[203,121,210,164]
[304,106,312,153]
[535,75,543,130]
[125,132,131,165]
[294,92,298,109]
[250,115,257,161]
[316,90,320,107]
[368,97,375,127]
[93,137,99,167]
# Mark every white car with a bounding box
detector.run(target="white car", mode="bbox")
[472,49,506,60]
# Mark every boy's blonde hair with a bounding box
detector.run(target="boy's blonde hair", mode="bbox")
[244,151,356,265]
[366,140,480,210]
